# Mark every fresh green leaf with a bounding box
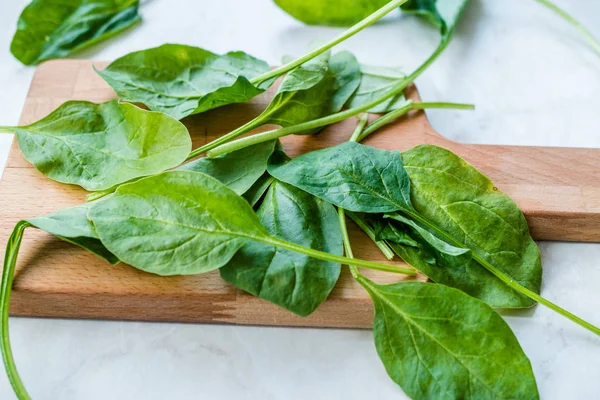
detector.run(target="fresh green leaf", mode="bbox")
[401,0,470,36]
[243,173,275,207]
[269,141,414,213]
[221,180,342,316]
[273,0,390,27]
[328,51,363,112]
[97,44,272,120]
[7,99,191,191]
[88,170,271,276]
[346,65,409,113]
[180,140,276,195]
[358,277,539,399]
[28,204,118,264]
[371,217,420,248]
[402,144,542,307]
[11,0,141,66]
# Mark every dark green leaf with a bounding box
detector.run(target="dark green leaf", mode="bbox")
[28,204,118,264]
[328,51,362,112]
[243,173,274,207]
[11,0,141,65]
[273,0,389,27]
[268,142,414,213]
[180,140,276,195]
[221,180,342,316]
[88,170,270,275]
[97,44,272,120]
[359,277,539,399]
[402,144,542,307]
[7,99,191,191]
[346,65,409,113]
[401,0,470,36]
[371,217,420,248]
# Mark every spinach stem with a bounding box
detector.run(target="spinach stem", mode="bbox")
[262,236,415,276]
[187,117,266,160]
[405,211,600,337]
[207,36,452,158]
[0,221,32,400]
[349,113,369,143]
[337,209,359,279]
[0,127,14,133]
[535,0,600,56]
[345,211,395,260]
[356,101,474,142]
[249,0,410,87]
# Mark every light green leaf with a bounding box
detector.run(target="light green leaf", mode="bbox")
[268,142,414,213]
[180,140,276,195]
[221,180,342,316]
[346,64,409,113]
[273,0,390,27]
[97,44,272,120]
[28,204,118,264]
[88,170,270,276]
[11,0,141,66]
[402,144,542,307]
[359,277,539,399]
[8,99,191,191]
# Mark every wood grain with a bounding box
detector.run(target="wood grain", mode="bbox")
[0,60,599,328]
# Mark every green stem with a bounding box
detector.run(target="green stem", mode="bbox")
[357,101,474,142]
[262,235,415,276]
[1,221,32,400]
[345,211,395,261]
[207,36,453,158]
[405,210,600,337]
[349,114,369,143]
[0,127,14,133]
[535,0,600,56]
[249,0,410,87]
[338,209,359,279]
[186,117,266,160]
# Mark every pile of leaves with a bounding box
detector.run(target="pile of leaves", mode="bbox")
[2,0,600,399]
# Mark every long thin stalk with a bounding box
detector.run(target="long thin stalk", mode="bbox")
[262,236,415,276]
[0,127,13,133]
[345,211,395,260]
[405,210,600,337]
[357,101,474,142]
[338,209,359,279]
[249,0,409,87]
[349,114,369,143]
[0,221,32,400]
[207,36,452,158]
[535,0,600,56]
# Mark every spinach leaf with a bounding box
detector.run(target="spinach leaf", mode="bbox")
[358,277,539,399]
[28,204,118,264]
[180,140,276,195]
[88,170,270,276]
[221,180,342,316]
[401,0,469,36]
[346,65,409,113]
[270,142,542,308]
[97,44,272,120]
[273,0,389,27]
[243,173,274,207]
[6,99,191,191]
[401,144,542,307]
[269,141,414,213]
[11,0,141,65]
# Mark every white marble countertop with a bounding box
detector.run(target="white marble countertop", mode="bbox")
[1,0,599,398]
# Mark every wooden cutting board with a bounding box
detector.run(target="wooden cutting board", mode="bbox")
[1,60,599,329]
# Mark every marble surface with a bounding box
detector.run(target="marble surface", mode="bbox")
[1,0,600,398]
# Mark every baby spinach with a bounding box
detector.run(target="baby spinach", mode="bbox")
[97,44,273,120]
[274,0,389,27]
[243,173,275,207]
[269,142,541,307]
[346,65,409,113]
[88,170,416,276]
[221,180,342,316]
[189,51,361,156]
[358,276,539,399]
[401,0,469,36]
[11,0,141,65]
[5,99,191,191]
